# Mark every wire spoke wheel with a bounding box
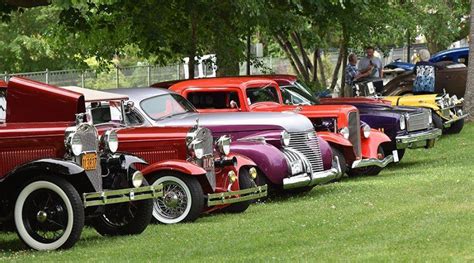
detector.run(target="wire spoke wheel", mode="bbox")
[155,181,189,220]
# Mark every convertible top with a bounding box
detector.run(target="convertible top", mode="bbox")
[62,86,129,102]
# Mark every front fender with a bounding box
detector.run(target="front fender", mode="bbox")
[361,129,392,158]
[2,159,85,183]
[140,159,206,176]
[317,131,353,147]
[110,152,148,170]
[231,141,288,185]
[227,153,256,171]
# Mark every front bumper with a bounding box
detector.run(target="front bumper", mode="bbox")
[396,128,442,149]
[443,113,469,127]
[207,185,268,206]
[351,155,394,169]
[83,184,163,208]
[283,157,342,190]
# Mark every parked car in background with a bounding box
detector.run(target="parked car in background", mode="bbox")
[104,87,342,194]
[0,78,162,251]
[59,85,267,224]
[157,78,395,177]
[261,75,442,162]
[383,47,468,97]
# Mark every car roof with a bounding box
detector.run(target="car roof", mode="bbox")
[169,77,278,93]
[107,87,175,102]
[152,75,296,89]
[61,86,129,102]
[430,47,469,61]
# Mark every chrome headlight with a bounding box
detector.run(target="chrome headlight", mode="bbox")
[362,124,371,138]
[103,130,119,153]
[281,130,290,146]
[249,167,258,179]
[131,171,144,188]
[339,127,350,140]
[216,135,231,156]
[67,132,83,156]
[400,115,406,130]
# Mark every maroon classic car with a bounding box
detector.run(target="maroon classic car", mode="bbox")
[0,78,162,250]
[56,82,267,225]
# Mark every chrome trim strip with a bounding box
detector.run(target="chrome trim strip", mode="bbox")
[83,184,163,208]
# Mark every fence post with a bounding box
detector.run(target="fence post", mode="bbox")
[116,66,119,88]
[45,68,49,84]
[4,71,7,82]
[177,64,180,79]
[147,65,151,86]
[81,71,85,88]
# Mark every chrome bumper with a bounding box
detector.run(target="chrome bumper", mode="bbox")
[83,184,163,208]
[396,128,442,149]
[443,113,469,127]
[207,185,268,206]
[351,155,394,169]
[283,157,342,190]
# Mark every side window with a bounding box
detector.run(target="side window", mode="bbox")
[125,110,145,126]
[0,89,6,123]
[458,55,468,66]
[187,91,240,109]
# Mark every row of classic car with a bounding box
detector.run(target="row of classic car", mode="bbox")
[0,71,458,251]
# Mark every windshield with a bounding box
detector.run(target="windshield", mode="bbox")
[140,93,196,120]
[88,100,124,125]
[281,82,318,105]
[246,86,280,104]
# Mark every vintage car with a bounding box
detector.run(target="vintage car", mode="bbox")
[263,75,442,162]
[0,78,163,251]
[101,88,343,194]
[156,78,395,177]
[348,78,467,134]
[382,47,468,97]
[56,85,267,225]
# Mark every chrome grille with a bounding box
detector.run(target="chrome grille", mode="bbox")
[188,127,215,189]
[287,131,324,173]
[348,111,361,157]
[406,110,431,132]
[75,123,102,191]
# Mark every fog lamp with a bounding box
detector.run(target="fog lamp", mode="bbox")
[132,171,144,188]
[249,167,258,179]
[228,170,238,183]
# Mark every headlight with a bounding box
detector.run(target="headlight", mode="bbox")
[68,133,83,156]
[362,124,371,138]
[339,127,349,140]
[131,171,144,188]
[281,131,290,146]
[189,139,204,159]
[216,135,231,156]
[400,115,406,130]
[249,167,258,179]
[103,130,119,153]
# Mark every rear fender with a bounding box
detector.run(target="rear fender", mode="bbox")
[361,129,392,158]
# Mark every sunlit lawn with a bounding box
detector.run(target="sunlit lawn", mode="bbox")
[1,124,473,262]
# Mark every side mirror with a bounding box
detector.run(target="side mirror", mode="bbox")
[229,100,240,111]
[125,101,135,113]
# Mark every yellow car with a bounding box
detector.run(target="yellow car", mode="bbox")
[384,93,467,134]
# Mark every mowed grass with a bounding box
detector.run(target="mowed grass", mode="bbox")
[1,124,473,262]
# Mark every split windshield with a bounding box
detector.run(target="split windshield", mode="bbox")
[89,100,124,125]
[246,86,280,104]
[140,93,196,120]
[281,82,318,105]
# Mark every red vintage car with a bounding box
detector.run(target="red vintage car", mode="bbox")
[158,78,394,177]
[58,84,267,225]
[0,78,162,250]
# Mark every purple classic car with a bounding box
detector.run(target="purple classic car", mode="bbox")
[106,87,342,193]
[277,79,442,162]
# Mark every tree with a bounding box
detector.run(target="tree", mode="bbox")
[463,1,474,121]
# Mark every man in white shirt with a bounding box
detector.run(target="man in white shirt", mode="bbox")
[358,46,384,78]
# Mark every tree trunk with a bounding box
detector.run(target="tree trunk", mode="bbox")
[291,32,313,72]
[312,48,320,84]
[246,30,251,75]
[274,34,300,76]
[340,27,349,97]
[276,32,310,82]
[188,16,197,79]
[330,42,344,91]
[318,51,327,88]
[463,2,474,121]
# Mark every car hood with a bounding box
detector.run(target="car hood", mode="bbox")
[148,111,314,133]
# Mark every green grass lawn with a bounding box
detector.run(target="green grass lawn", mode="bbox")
[1,124,473,262]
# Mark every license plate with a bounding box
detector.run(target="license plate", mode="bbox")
[203,156,214,170]
[82,153,97,171]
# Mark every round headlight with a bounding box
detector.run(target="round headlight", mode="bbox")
[217,135,231,156]
[104,130,119,153]
[69,133,83,156]
[132,171,144,188]
[281,131,290,146]
[400,115,406,130]
[362,124,371,138]
[339,127,349,140]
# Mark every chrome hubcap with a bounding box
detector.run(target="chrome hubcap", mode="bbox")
[36,210,48,223]
[164,192,179,208]
[154,181,188,220]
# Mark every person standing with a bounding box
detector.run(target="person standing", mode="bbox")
[358,46,384,78]
[345,54,371,86]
